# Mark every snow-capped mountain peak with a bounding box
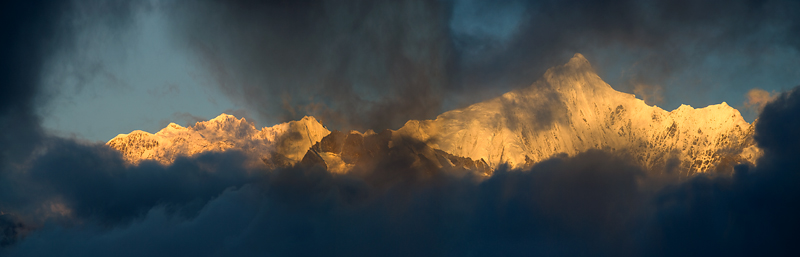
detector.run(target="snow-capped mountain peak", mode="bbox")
[396,53,758,173]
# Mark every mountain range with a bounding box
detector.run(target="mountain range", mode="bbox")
[107,54,760,174]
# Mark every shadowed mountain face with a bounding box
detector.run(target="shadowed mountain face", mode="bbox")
[108,54,758,174]
[300,130,491,176]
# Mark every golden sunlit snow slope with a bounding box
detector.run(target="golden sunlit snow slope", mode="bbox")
[107,114,330,165]
[396,54,760,173]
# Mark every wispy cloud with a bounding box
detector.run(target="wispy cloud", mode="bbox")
[745,88,778,112]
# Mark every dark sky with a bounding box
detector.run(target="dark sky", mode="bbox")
[2,0,800,256]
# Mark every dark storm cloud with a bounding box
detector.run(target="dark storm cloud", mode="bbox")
[167,0,453,131]
[643,86,800,256]
[0,0,145,163]
[2,145,656,256]
[0,139,260,244]
[0,0,153,242]
[0,0,67,164]
[453,0,800,104]
[0,1,241,242]
[163,0,800,131]
[0,0,74,248]
[754,86,800,167]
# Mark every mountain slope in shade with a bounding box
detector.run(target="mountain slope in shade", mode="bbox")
[300,130,492,175]
[107,114,330,165]
[396,54,760,173]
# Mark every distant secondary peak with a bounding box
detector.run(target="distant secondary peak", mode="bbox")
[129,130,153,136]
[167,123,184,129]
[210,113,238,122]
[107,114,332,165]
[203,113,250,126]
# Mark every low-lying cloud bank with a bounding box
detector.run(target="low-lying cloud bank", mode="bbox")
[1,87,799,256]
